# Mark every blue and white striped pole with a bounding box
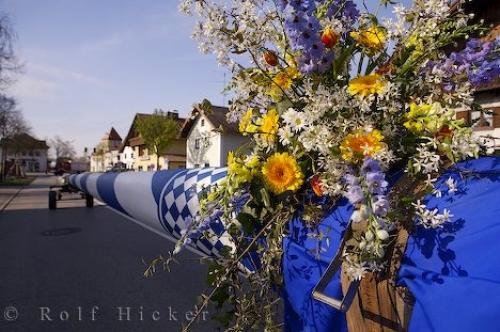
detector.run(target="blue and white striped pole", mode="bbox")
[68,168,231,257]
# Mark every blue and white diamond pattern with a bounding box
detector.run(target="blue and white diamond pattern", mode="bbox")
[159,167,231,256]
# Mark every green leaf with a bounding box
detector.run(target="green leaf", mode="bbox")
[260,187,272,208]
[237,212,257,234]
[211,284,230,309]
[206,262,221,286]
[213,310,235,328]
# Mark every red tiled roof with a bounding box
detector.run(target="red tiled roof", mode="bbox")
[0,133,49,150]
[107,127,122,141]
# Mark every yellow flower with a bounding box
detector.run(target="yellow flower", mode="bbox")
[262,152,304,194]
[258,108,279,142]
[350,26,386,51]
[245,154,261,171]
[228,151,253,185]
[404,102,443,134]
[340,129,386,162]
[267,66,299,100]
[239,108,258,135]
[348,74,386,97]
[285,52,298,67]
[206,191,218,202]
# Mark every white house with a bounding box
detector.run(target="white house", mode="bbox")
[119,112,187,171]
[0,133,49,173]
[120,145,135,170]
[90,127,123,172]
[180,102,249,168]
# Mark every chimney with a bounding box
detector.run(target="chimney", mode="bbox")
[167,111,179,119]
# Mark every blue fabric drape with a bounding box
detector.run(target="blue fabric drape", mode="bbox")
[283,157,500,332]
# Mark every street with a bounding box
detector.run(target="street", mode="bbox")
[0,175,218,332]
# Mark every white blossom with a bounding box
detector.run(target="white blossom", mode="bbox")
[413,200,454,228]
[445,177,458,195]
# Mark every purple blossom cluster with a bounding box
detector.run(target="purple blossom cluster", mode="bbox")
[179,192,251,248]
[428,38,500,90]
[181,207,223,247]
[278,0,359,74]
[344,158,389,219]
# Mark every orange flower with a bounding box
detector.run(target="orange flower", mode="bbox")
[321,27,340,48]
[348,74,386,97]
[436,125,453,140]
[340,129,386,162]
[310,175,324,197]
[262,152,303,194]
[263,51,278,66]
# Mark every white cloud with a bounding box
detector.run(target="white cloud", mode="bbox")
[28,62,113,89]
[77,9,190,54]
[79,34,128,53]
[10,75,58,101]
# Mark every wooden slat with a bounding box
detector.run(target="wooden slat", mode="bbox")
[491,107,500,128]
[341,173,428,332]
[455,110,470,124]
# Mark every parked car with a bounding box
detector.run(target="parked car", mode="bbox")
[108,162,128,172]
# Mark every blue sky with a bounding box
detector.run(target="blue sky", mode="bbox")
[3,0,227,156]
[3,0,410,156]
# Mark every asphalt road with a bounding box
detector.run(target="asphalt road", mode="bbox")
[0,176,219,332]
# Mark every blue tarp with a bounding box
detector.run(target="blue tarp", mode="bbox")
[283,157,500,332]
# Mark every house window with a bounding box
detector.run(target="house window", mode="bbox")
[204,163,210,167]
[201,119,205,127]
[138,166,143,171]
[471,108,494,129]
[195,139,201,149]
[194,163,200,168]
[131,153,134,158]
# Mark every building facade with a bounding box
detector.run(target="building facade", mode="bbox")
[120,145,135,170]
[90,127,123,172]
[120,112,187,171]
[180,103,249,168]
[0,133,49,173]
[453,0,500,152]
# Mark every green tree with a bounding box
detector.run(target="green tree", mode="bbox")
[136,110,180,171]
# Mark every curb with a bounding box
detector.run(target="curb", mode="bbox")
[0,187,23,212]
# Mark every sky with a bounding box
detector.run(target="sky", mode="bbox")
[2,0,411,157]
[2,0,227,156]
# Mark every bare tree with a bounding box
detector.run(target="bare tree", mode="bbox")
[50,135,76,159]
[0,14,19,89]
[0,13,24,179]
[0,96,30,179]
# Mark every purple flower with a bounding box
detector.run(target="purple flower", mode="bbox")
[231,192,250,212]
[344,173,360,186]
[361,158,382,174]
[326,0,359,23]
[345,184,364,204]
[426,38,500,88]
[365,172,388,195]
[278,0,359,74]
[372,195,389,217]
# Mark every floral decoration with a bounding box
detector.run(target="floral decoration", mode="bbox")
[149,0,500,330]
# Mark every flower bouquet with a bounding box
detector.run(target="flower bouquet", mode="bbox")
[164,0,499,330]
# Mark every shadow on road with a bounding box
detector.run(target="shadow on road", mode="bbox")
[0,206,220,332]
